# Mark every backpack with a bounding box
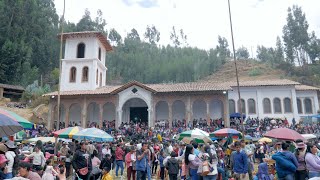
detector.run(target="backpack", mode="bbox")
[166,158,179,175]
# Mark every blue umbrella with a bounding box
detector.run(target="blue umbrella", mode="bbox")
[230,113,246,119]
[0,114,23,137]
[244,135,253,140]
[73,128,114,142]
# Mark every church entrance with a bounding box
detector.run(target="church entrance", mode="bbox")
[130,107,148,124]
[122,98,148,125]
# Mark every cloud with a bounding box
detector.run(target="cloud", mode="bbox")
[122,0,159,8]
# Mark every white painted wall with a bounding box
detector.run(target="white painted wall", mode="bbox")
[228,86,319,124]
[118,85,152,126]
[296,90,319,115]
[60,36,107,91]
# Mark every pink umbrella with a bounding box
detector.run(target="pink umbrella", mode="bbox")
[264,128,304,141]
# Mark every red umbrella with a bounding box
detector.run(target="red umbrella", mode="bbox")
[264,128,304,141]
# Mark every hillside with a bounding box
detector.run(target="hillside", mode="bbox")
[201,60,287,82]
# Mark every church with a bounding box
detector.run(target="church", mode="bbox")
[46,31,320,129]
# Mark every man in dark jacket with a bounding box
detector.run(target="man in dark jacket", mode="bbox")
[166,152,179,180]
[72,142,92,180]
[100,154,112,171]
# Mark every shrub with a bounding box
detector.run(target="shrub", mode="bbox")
[248,68,262,76]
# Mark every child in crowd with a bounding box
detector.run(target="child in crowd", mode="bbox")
[101,167,113,180]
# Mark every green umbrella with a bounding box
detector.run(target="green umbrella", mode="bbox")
[177,129,212,144]
[0,108,34,129]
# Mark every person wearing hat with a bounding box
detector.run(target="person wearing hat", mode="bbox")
[59,142,69,157]
[4,141,17,179]
[0,154,9,179]
[0,143,8,155]
[294,139,307,180]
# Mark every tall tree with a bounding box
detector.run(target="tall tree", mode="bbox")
[216,36,230,63]
[170,26,180,47]
[283,5,310,65]
[126,28,141,42]
[236,46,249,59]
[144,25,160,44]
[108,28,122,46]
[307,31,320,63]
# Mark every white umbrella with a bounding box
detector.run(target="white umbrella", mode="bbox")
[270,120,276,124]
[301,134,317,140]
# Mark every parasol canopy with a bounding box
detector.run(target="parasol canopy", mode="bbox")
[176,129,211,141]
[53,126,83,139]
[179,136,212,144]
[0,108,34,129]
[73,128,114,142]
[0,114,24,137]
[301,134,317,140]
[258,137,272,143]
[264,128,304,141]
[244,135,253,140]
[210,128,242,138]
[25,137,71,143]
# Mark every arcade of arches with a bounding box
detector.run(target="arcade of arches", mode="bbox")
[48,93,228,129]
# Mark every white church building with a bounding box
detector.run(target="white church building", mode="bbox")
[46,31,320,129]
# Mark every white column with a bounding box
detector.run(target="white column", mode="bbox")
[301,97,305,114]
[313,93,319,114]
[206,101,210,120]
[47,102,53,130]
[291,89,299,123]
[256,89,263,118]
[81,96,87,128]
[148,108,152,128]
[223,93,230,127]
[117,109,123,128]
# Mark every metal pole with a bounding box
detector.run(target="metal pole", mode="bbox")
[227,0,244,135]
[57,0,65,131]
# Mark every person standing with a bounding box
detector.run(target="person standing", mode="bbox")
[72,142,92,180]
[305,143,320,178]
[272,142,298,180]
[233,141,249,180]
[166,152,179,180]
[136,142,149,180]
[294,140,307,180]
[115,144,125,178]
[125,146,137,180]
[4,141,17,179]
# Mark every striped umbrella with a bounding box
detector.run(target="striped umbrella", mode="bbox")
[0,114,23,137]
[0,108,34,129]
[53,126,83,139]
[177,129,212,144]
[210,128,242,138]
[73,128,114,142]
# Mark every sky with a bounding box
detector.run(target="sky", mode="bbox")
[54,0,320,57]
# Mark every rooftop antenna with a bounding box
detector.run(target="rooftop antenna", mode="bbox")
[227,0,244,135]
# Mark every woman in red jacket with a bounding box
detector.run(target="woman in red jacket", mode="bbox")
[125,146,136,180]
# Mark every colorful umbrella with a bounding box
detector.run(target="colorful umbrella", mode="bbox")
[25,137,71,143]
[244,135,253,140]
[53,126,83,139]
[0,114,23,137]
[210,128,242,138]
[0,108,34,129]
[73,128,114,142]
[258,137,272,143]
[264,128,304,141]
[177,129,212,144]
[179,136,212,144]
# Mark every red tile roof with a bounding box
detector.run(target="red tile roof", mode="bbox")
[295,84,320,91]
[58,31,113,51]
[44,79,319,96]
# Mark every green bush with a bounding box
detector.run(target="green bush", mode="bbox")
[248,68,262,76]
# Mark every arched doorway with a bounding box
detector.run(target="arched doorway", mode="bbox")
[155,101,169,127]
[53,104,66,129]
[122,98,148,125]
[103,102,116,122]
[87,102,100,127]
[69,103,82,126]
[192,100,206,120]
[210,99,224,119]
[172,100,186,120]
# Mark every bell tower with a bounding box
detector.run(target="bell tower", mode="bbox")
[59,31,112,91]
